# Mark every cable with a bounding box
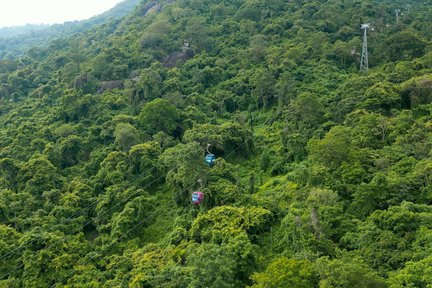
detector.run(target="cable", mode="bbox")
[1,138,249,283]
[54,140,248,286]
[50,208,161,288]
[0,163,161,263]
[0,166,165,281]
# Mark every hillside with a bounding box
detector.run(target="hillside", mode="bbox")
[0,0,432,287]
[0,0,141,59]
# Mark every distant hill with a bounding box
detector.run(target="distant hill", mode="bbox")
[0,0,141,59]
[0,24,51,38]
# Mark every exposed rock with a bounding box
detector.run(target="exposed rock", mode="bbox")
[163,45,194,68]
[98,80,124,93]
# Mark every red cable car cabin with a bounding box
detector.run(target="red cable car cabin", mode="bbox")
[191,191,204,205]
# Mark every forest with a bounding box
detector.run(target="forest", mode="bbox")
[0,0,432,287]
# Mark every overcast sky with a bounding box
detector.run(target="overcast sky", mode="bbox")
[0,0,125,28]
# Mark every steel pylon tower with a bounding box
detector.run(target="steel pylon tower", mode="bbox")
[360,23,370,72]
[395,9,401,23]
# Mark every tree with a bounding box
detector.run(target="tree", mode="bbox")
[308,126,354,171]
[59,135,83,168]
[139,98,181,136]
[306,188,345,243]
[316,252,387,288]
[18,155,63,197]
[134,65,163,104]
[251,68,276,110]
[389,256,432,287]
[111,196,155,239]
[185,16,210,52]
[386,32,427,62]
[360,82,401,112]
[399,75,432,108]
[185,243,237,288]
[0,158,21,192]
[288,92,324,129]
[250,257,317,288]
[93,151,128,190]
[0,224,21,277]
[183,122,253,156]
[159,142,206,206]
[342,202,432,273]
[249,34,268,63]
[190,206,271,243]
[128,141,162,186]
[114,123,140,152]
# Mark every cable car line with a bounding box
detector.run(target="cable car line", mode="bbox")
[0,165,166,281]
[1,139,247,282]
[55,140,247,286]
[0,163,162,263]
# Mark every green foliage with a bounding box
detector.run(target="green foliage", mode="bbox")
[251,68,276,109]
[190,206,271,243]
[386,32,428,62]
[139,98,181,136]
[250,257,317,288]
[399,74,432,108]
[0,225,21,277]
[273,188,345,257]
[288,92,324,129]
[185,242,237,287]
[93,151,128,189]
[316,252,387,288]
[183,122,253,156]
[18,155,63,196]
[342,202,432,273]
[111,195,155,239]
[160,142,206,205]
[0,158,20,191]
[308,125,354,171]
[388,255,432,287]
[1,0,432,286]
[128,141,162,185]
[114,122,140,152]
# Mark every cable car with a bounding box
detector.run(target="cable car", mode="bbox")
[205,153,215,166]
[191,191,204,205]
[205,144,215,166]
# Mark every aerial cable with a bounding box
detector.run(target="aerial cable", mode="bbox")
[191,179,204,205]
[0,164,165,280]
[1,139,248,282]
[50,209,161,288]
[204,143,216,166]
[55,140,248,286]
[0,163,162,263]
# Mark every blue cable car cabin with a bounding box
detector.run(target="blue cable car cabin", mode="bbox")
[205,153,215,166]
[205,144,215,166]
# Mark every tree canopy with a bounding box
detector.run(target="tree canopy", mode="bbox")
[0,0,432,286]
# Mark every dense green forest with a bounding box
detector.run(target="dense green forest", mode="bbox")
[0,0,432,286]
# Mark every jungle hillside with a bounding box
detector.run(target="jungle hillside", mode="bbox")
[1,0,432,287]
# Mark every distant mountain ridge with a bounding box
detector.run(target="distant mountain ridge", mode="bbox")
[0,0,141,59]
[0,24,51,38]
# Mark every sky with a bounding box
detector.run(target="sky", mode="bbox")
[0,0,125,28]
